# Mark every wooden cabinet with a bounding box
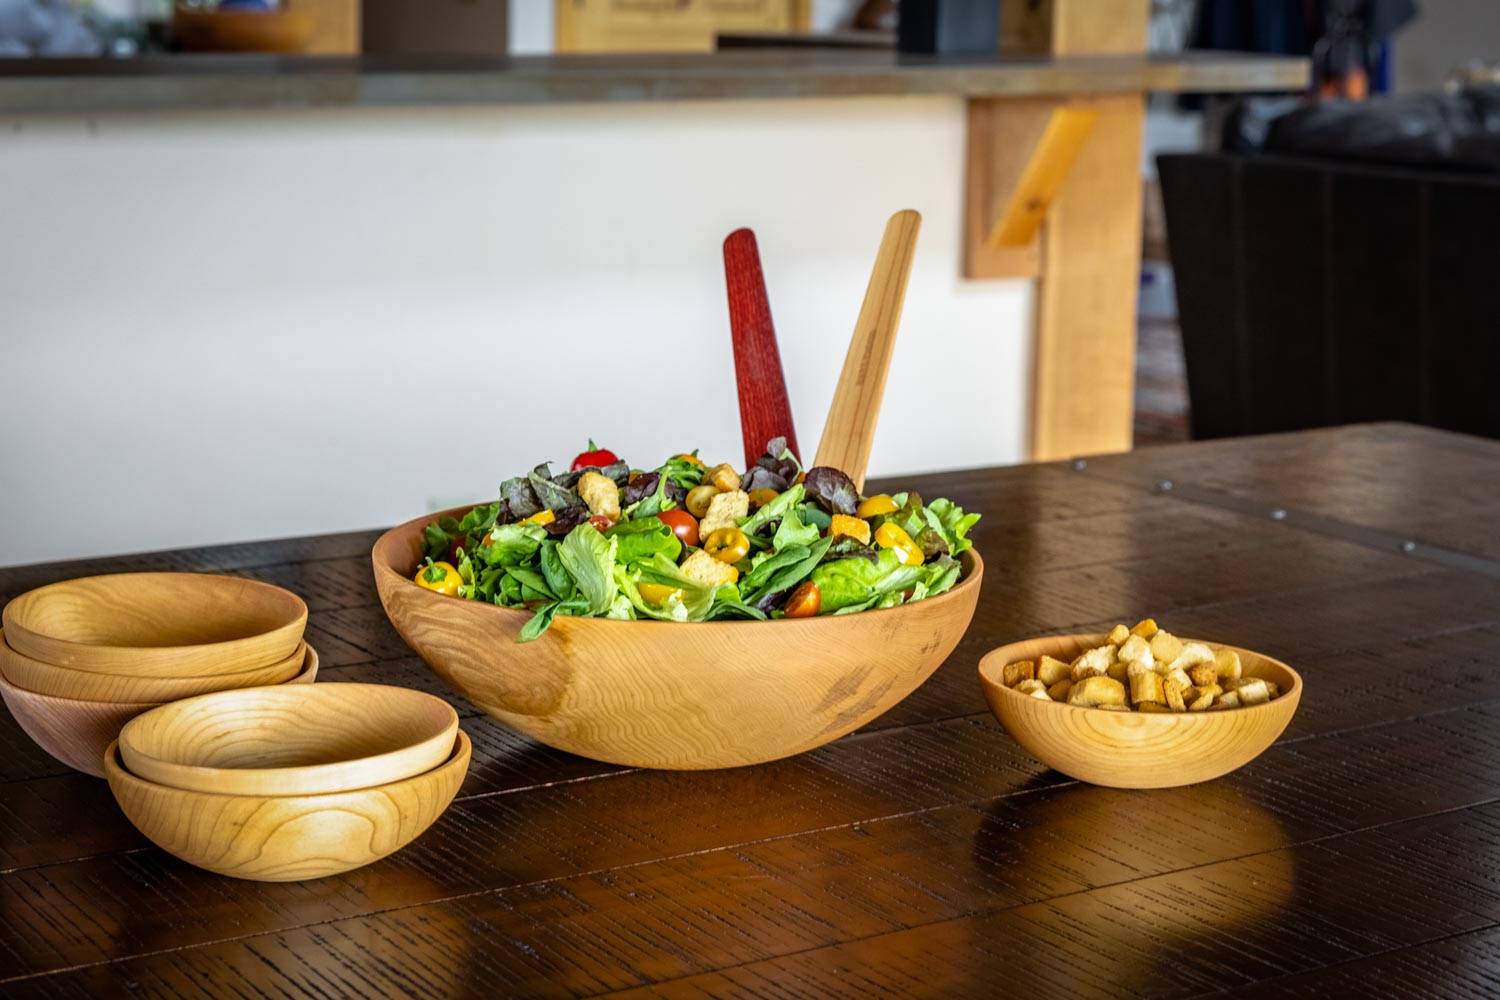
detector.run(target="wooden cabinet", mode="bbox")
[556,0,811,53]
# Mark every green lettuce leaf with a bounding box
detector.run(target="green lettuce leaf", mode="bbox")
[606,517,683,565]
[810,549,924,613]
[481,522,549,567]
[739,483,805,537]
[740,534,834,602]
[557,524,619,615]
[518,596,590,643]
[538,540,576,601]
[925,498,980,556]
[772,502,821,551]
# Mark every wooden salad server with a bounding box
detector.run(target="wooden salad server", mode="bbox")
[724,227,801,467]
[812,209,922,493]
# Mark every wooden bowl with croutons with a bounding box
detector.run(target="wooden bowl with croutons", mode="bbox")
[977,632,1301,789]
[373,505,982,770]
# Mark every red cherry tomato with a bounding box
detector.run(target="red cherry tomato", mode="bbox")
[784,581,822,618]
[657,508,699,548]
[570,440,619,471]
[588,515,613,532]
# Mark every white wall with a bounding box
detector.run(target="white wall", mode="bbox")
[0,97,1032,567]
[1394,0,1500,92]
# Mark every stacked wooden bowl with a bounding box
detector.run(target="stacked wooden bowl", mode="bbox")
[106,683,469,881]
[0,573,313,777]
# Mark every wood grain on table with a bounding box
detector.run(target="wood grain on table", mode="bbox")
[3,423,1500,997]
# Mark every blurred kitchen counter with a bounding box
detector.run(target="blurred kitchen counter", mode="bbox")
[0,48,1305,115]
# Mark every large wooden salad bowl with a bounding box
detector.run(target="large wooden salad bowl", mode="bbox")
[373,506,982,770]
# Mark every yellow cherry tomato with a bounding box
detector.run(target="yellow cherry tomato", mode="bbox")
[636,581,683,606]
[874,522,924,566]
[828,514,872,545]
[747,488,780,510]
[857,494,899,518]
[703,527,750,564]
[524,510,556,526]
[685,484,719,518]
[415,560,461,596]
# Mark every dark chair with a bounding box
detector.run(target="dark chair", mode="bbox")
[1157,151,1500,440]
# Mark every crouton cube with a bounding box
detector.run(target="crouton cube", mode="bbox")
[680,550,740,588]
[1002,660,1036,687]
[1107,623,1131,645]
[1188,663,1219,688]
[1096,704,1130,712]
[828,514,872,546]
[1192,683,1222,701]
[1163,677,1187,711]
[1106,661,1129,683]
[1118,634,1154,669]
[1165,667,1194,691]
[1137,702,1171,713]
[577,471,621,521]
[1149,629,1184,664]
[1037,655,1072,686]
[1167,642,1215,674]
[1016,679,1051,700]
[1067,675,1126,708]
[1126,660,1155,679]
[699,489,750,538]
[1263,681,1280,699]
[1070,644,1116,682]
[705,463,741,493]
[1234,678,1272,705]
[1214,648,1242,682]
[1130,671,1165,706]
[1217,690,1241,709]
[1047,678,1073,702]
[1131,618,1159,638]
[1188,689,1215,711]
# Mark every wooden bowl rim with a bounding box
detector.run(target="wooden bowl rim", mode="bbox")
[373,503,983,632]
[0,630,307,703]
[0,642,320,711]
[977,632,1303,723]
[117,682,459,797]
[1,572,308,668]
[104,727,472,803]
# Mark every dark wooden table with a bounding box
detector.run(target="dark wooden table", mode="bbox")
[4,422,1500,998]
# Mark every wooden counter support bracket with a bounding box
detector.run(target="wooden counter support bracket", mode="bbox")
[964,0,1151,461]
[987,107,1098,248]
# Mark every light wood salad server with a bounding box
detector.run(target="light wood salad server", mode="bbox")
[812,209,921,492]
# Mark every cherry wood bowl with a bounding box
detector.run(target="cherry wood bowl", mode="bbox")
[0,644,319,779]
[1,573,307,676]
[118,683,459,797]
[0,631,305,703]
[373,505,983,770]
[104,729,469,883]
[977,633,1301,789]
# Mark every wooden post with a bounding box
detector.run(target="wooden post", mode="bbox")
[970,0,1150,460]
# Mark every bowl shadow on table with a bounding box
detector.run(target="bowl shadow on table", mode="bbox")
[969,778,1298,990]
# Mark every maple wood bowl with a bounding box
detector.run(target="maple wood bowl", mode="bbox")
[977,633,1301,789]
[104,729,470,882]
[0,632,306,703]
[118,682,459,797]
[1,572,307,677]
[0,644,319,779]
[373,505,982,770]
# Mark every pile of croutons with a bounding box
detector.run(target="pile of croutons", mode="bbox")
[1001,619,1280,713]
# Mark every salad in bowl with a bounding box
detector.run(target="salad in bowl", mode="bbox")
[417,438,980,642]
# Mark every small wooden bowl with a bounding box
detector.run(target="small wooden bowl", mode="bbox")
[977,633,1301,789]
[373,505,983,770]
[2,573,307,677]
[118,683,459,797]
[0,631,305,703]
[0,644,319,779]
[104,729,470,882]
